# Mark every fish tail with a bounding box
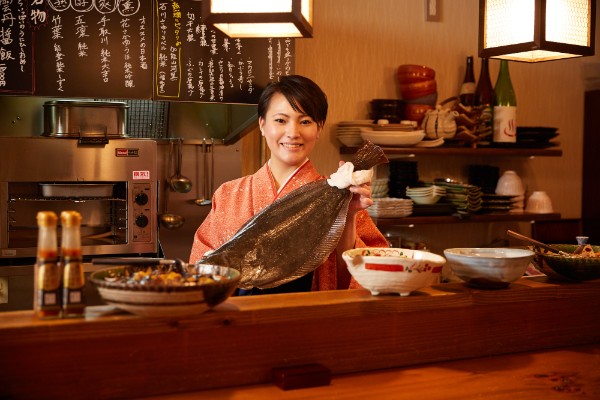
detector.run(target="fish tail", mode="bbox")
[352,141,389,171]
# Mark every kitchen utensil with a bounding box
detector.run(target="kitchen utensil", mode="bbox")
[170,138,192,193]
[193,139,208,206]
[160,141,185,229]
[194,138,213,206]
[506,230,569,255]
[574,236,589,255]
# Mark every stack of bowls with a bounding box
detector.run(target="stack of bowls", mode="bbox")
[371,178,389,198]
[406,185,446,205]
[397,64,437,126]
[335,120,372,147]
[367,197,413,218]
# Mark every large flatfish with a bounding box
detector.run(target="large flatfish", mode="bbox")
[200,141,389,289]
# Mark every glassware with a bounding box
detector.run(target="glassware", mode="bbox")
[459,56,475,107]
[493,60,517,143]
[35,211,61,319]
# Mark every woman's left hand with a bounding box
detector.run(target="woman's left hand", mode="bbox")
[338,161,373,214]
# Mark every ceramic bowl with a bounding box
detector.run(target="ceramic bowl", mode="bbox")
[89,263,240,317]
[444,248,535,289]
[534,244,600,281]
[397,64,436,83]
[399,79,437,101]
[360,129,425,147]
[337,134,364,147]
[342,247,446,296]
[407,193,442,205]
[525,191,553,213]
[495,170,525,196]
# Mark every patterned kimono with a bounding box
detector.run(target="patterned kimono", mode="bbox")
[189,160,388,291]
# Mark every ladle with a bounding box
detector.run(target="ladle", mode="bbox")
[160,140,185,229]
[506,230,570,255]
[194,138,213,206]
[170,137,192,193]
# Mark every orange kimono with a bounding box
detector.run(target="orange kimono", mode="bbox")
[189,160,388,291]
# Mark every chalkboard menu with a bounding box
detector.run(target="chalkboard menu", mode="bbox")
[0,0,295,103]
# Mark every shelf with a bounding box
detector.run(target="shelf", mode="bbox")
[340,146,562,157]
[372,212,562,229]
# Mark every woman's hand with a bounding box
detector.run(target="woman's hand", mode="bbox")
[339,161,373,215]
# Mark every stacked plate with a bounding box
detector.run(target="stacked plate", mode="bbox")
[360,128,425,147]
[516,126,559,148]
[481,194,524,213]
[434,181,483,214]
[372,178,389,198]
[367,198,413,218]
[336,120,372,147]
[406,185,447,205]
[389,161,419,198]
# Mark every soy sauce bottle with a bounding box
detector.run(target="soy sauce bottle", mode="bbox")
[459,56,476,107]
[61,211,86,318]
[35,211,62,319]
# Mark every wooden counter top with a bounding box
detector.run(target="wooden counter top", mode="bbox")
[1,277,600,399]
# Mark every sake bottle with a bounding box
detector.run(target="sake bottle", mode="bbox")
[493,60,517,143]
[459,56,475,107]
[61,211,86,318]
[474,57,494,142]
[35,211,61,319]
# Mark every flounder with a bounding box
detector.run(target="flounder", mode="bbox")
[200,141,389,289]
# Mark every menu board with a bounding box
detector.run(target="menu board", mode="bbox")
[155,0,294,103]
[0,0,295,103]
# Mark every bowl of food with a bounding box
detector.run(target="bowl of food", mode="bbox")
[89,262,240,317]
[535,244,600,281]
[342,247,446,296]
[444,248,535,289]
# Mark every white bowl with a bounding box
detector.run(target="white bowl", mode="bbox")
[407,194,441,205]
[342,247,446,296]
[443,248,535,289]
[337,135,364,147]
[360,129,425,147]
[495,170,525,196]
[525,191,553,213]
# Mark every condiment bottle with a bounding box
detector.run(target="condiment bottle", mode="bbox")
[35,211,61,319]
[493,60,517,143]
[459,56,475,107]
[474,57,494,141]
[60,211,86,318]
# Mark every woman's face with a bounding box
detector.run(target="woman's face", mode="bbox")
[259,92,322,171]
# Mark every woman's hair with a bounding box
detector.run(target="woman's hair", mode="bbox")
[257,75,328,127]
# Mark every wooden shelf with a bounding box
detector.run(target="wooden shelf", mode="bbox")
[340,146,562,157]
[372,212,562,229]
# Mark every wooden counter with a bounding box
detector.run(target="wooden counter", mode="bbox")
[1,277,600,399]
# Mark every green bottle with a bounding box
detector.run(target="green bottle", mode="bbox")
[493,60,517,143]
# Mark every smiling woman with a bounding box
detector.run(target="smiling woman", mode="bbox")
[188,75,389,295]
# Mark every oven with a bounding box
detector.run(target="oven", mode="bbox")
[0,137,159,311]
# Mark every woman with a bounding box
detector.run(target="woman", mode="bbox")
[189,75,388,294]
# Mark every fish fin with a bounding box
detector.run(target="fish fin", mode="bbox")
[352,141,389,171]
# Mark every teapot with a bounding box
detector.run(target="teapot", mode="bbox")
[421,105,458,140]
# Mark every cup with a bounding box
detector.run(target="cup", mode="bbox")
[525,191,553,213]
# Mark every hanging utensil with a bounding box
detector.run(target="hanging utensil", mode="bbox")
[506,230,570,256]
[193,138,208,206]
[196,138,213,206]
[170,137,192,193]
[160,140,185,229]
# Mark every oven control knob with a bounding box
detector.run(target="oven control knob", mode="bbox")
[135,192,149,206]
[135,214,149,228]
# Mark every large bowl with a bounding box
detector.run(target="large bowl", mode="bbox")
[342,247,446,296]
[444,248,534,289]
[360,129,425,147]
[89,263,240,317]
[397,64,436,83]
[535,244,600,281]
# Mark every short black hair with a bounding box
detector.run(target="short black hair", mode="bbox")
[257,75,328,127]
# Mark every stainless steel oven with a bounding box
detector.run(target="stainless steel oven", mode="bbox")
[0,137,159,311]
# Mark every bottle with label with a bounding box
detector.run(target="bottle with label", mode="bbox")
[35,211,61,319]
[474,57,494,142]
[493,60,517,143]
[459,56,475,107]
[60,211,86,318]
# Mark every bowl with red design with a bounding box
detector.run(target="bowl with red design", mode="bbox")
[342,247,446,296]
